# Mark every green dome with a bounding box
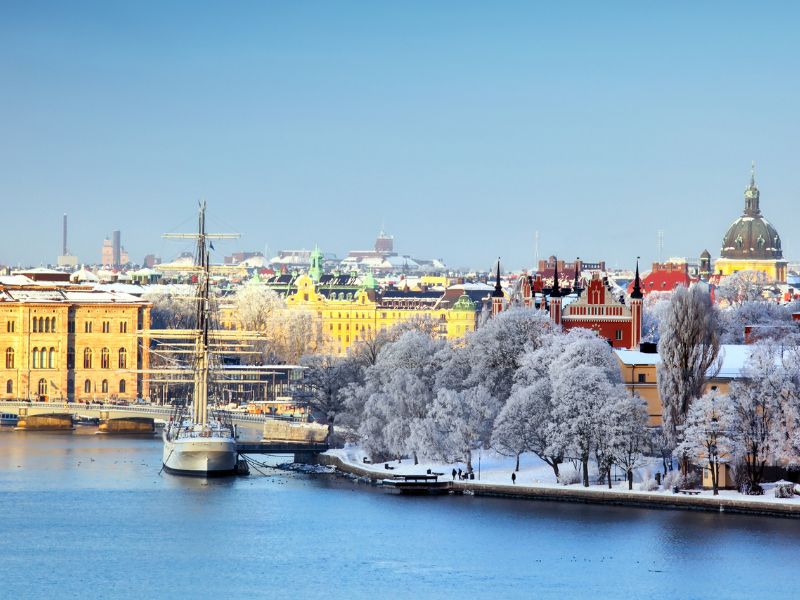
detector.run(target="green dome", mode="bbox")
[720,170,783,260]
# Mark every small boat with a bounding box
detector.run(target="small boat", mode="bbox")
[73,415,100,426]
[1,413,19,426]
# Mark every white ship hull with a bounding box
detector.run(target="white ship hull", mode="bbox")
[162,434,238,477]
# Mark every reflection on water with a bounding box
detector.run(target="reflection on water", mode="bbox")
[0,427,797,600]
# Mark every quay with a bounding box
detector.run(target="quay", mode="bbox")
[319,453,800,519]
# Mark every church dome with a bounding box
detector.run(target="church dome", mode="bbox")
[720,167,783,260]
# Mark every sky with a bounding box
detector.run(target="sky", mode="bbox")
[1,1,799,272]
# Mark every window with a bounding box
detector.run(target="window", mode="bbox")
[32,318,38,333]
[119,379,126,394]
[615,329,623,341]
[85,322,92,333]
[32,348,39,369]
[7,320,15,333]
[5,348,14,369]
[637,374,646,384]
[101,348,110,369]
[39,317,44,332]
[101,379,108,393]
[49,348,55,369]
[118,348,127,369]
[84,348,93,369]
[44,318,50,333]
[84,379,92,393]
[50,317,56,332]
[102,321,110,333]
[37,378,47,397]
[5,379,12,394]
[119,322,127,333]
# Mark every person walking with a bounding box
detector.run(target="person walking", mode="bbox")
[511,472,516,485]
[452,468,457,481]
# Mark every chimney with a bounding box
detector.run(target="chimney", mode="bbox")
[62,213,68,255]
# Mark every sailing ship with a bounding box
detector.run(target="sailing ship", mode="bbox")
[160,202,241,476]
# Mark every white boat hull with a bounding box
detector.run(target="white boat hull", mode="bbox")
[162,435,238,477]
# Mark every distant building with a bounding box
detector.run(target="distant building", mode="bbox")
[340,230,445,274]
[224,251,264,266]
[627,261,693,295]
[142,254,161,269]
[101,234,129,268]
[714,165,787,282]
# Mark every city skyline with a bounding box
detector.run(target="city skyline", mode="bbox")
[2,2,799,270]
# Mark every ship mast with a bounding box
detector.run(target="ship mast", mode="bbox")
[163,201,239,425]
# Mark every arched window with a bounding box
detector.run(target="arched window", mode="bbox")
[83,348,92,369]
[119,379,126,394]
[118,348,127,369]
[101,379,108,393]
[84,379,92,393]
[37,378,47,396]
[32,348,39,369]
[50,317,56,332]
[38,317,44,332]
[49,348,55,369]
[44,318,50,333]
[5,348,14,369]
[101,348,110,369]
[6,379,12,394]
[32,318,38,333]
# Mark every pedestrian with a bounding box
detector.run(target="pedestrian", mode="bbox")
[452,468,457,481]
[511,472,516,485]
[458,468,462,480]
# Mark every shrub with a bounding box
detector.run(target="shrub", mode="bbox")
[774,483,795,499]
[557,465,582,485]
[662,470,700,491]
[640,478,660,492]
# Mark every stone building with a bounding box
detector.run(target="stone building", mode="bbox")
[0,284,150,401]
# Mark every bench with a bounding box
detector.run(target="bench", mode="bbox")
[390,474,440,482]
[677,489,701,495]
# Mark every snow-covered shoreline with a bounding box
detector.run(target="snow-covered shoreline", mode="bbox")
[320,447,800,519]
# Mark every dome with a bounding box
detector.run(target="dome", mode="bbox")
[720,169,783,260]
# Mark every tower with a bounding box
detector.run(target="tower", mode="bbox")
[549,256,562,325]
[629,257,643,350]
[112,230,121,269]
[309,245,323,282]
[491,258,504,316]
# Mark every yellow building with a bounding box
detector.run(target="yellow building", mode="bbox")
[714,166,787,282]
[0,285,151,402]
[221,274,481,356]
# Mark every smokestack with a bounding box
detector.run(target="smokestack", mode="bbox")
[112,230,121,269]
[62,214,68,255]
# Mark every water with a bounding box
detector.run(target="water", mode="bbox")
[0,428,797,600]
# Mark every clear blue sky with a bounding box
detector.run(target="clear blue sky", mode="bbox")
[1,1,798,271]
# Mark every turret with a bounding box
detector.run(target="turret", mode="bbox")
[549,256,562,325]
[491,258,504,316]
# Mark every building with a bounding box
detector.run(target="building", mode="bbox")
[627,261,693,295]
[101,234,129,268]
[714,165,788,282]
[0,284,151,402]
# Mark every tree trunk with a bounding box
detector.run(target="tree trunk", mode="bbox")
[551,460,560,478]
[711,460,719,496]
[582,456,589,488]
[466,448,473,474]
[515,453,520,472]
[413,451,418,466]
[627,469,633,490]
[607,467,612,489]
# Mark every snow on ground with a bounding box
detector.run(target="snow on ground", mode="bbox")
[326,445,800,506]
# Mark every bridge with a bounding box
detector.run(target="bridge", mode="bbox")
[0,401,295,433]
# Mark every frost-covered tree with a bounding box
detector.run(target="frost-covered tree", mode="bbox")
[640,291,673,343]
[441,308,555,403]
[729,344,798,494]
[719,301,792,344]
[610,393,650,490]
[143,288,196,329]
[550,364,617,487]
[657,285,721,455]
[676,392,734,495]
[716,270,768,307]
[300,354,361,442]
[422,385,500,473]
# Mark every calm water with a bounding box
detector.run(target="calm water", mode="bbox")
[0,428,797,600]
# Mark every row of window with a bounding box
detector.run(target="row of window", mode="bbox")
[4,319,131,334]
[31,317,57,332]
[2,347,128,369]
[4,379,127,395]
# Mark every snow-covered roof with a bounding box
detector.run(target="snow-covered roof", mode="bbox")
[615,344,769,380]
[0,275,35,286]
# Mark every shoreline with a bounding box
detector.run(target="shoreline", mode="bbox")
[318,453,800,519]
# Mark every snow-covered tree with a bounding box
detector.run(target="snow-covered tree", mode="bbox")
[675,391,734,495]
[719,301,792,345]
[716,270,769,307]
[143,288,196,329]
[640,291,673,343]
[729,344,799,493]
[610,393,650,490]
[657,285,721,453]
[300,354,362,442]
[422,385,500,472]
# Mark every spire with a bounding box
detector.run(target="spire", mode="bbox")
[750,160,755,188]
[631,256,643,299]
[550,256,561,298]
[744,161,760,215]
[573,257,580,293]
[492,257,503,298]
